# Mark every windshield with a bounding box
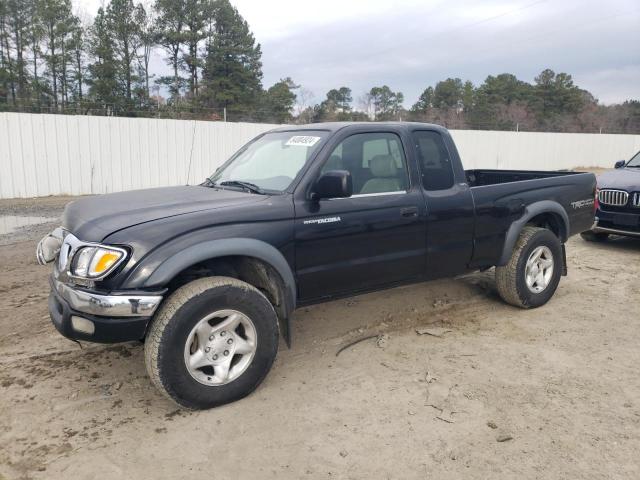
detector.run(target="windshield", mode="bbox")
[627,150,640,167]
[209,130,329,192]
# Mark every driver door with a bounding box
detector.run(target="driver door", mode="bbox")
[294,130,427,302]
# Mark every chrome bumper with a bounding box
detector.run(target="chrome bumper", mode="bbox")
[51,277,163,317]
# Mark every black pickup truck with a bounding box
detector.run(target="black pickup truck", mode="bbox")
[37,122,596,409]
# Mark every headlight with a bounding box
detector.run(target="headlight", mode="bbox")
[71,246,126,279]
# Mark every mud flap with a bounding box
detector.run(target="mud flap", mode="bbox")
[561,244,568,276]
[279,315,292,348]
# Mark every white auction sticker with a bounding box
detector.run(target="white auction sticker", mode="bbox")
[285,136,321,147]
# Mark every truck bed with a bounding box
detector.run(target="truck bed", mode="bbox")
[465,169,585,187]
[464,168,596,268]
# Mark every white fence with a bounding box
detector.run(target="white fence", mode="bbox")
[0,113,279,199]
[1,112,640,199]
[450,129,640,172]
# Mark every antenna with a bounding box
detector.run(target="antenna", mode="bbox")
[186,120,197,185]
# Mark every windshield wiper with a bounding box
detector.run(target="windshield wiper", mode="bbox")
[219,180,266,194]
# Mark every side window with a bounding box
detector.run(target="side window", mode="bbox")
[413,131,455,191]
[321,132,409,195]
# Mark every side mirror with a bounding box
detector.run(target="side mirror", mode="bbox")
[614,160,626,169]
[312,170,352,200]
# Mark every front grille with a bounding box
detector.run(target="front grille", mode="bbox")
[633,192,640,208]
[598,189,629,207]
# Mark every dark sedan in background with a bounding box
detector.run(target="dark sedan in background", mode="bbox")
[582,150,640,241]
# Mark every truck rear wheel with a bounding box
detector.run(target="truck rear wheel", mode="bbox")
[144,276,279,409]
[495,226,562,308]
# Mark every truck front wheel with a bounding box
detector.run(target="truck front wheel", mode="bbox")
[495,226,562,308]
[144,276,279,409]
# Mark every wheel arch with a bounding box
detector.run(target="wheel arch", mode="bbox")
[497,201,569,266]
[139,238,296,345]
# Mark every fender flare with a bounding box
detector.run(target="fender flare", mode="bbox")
[142,238,297,315]
[497,200,569,266]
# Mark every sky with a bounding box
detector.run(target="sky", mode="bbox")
[76,0,640,106]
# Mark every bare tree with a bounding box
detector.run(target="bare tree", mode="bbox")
[293,86,314,122]
[137,0,156,98]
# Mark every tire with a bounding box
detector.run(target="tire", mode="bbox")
[144,276,279,409]
[580,231,609,242]
[495,226,563,309]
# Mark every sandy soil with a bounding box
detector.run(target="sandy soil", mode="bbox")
[1,196,639,480]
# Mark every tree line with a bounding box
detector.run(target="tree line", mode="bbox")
[302,73,640,134]
[1,0,638,133]
[0,0,289,121]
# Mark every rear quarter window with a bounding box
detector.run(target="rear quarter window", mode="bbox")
[413,131,455,191]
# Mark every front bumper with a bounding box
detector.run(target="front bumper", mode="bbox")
[48,276,164,343]
[592,210,640,238]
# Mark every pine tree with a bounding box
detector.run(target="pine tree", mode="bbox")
[57,10,76,107]
[6,0,32,103]
[107,0,143,103]
[369,85,403,120]
[68,15,85,103]
[154,0,186,100]
[461,81,474,112]
[201,0,262,116]
[326,87,352,113]
[432,78,463,109]
[533,69,584,118]
[38,0,73,108]
[261,77,297,123]
[87,7,119,109]
[411,86,434,113]
[0,0,15,105]
[182,0,209,99]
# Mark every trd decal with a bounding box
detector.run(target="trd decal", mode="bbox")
[571,198,595,209]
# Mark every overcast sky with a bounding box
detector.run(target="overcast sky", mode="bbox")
[77,0,640,106]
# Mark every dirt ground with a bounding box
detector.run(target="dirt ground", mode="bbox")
[0,196,639,480]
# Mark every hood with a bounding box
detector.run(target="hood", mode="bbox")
[63,186,265,242]
[597,167,640,191]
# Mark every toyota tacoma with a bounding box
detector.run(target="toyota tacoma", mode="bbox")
[37,122,596,409]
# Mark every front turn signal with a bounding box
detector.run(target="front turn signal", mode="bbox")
[71,246,126,279]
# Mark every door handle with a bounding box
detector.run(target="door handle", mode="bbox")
[400,206,419,217]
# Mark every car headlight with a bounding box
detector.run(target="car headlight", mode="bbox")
[71,246,126,279]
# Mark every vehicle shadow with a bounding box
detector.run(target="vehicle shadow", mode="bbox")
[584,235,640,252]
[288,269,503,356]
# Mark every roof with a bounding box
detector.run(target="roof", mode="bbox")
[270,121,448,134]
